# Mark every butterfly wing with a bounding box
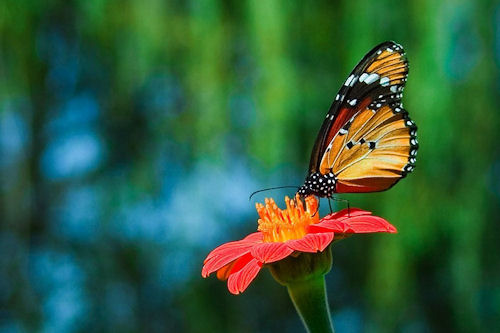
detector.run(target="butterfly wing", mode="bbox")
[309,41,417,193]
[320,105,417,192]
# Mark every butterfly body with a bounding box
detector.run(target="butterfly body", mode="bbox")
[298,41,418,198]
[298,172,337,197]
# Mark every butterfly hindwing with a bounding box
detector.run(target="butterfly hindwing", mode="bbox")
[321,105,417,193]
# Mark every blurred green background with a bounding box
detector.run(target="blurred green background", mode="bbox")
[1,0,499,332]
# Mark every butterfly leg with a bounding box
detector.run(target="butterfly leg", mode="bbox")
[331,197,351,216]
[328,198,333,214]
[311,197,320,217]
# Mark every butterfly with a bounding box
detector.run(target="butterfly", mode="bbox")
[298,41,418,198]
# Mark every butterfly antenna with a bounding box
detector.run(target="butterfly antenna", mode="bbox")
[249,186,300,201]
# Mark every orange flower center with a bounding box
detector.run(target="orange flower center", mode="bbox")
[256,194,319,243]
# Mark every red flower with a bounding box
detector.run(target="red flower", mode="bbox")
[202,195,396,294]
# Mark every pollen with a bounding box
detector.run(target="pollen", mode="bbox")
[256,194,319,243]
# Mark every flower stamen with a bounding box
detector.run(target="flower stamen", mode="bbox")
[257,194,319,243]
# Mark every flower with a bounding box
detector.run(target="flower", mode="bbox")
[202,195,396,294]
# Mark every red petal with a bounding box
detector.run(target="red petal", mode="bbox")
[243,232,264,242]
[341,215,397,233]
[228,252,254,273]
[204,232,262,262]
[250,242,294,263]
[309,220,352,233]
[202,234,261,277]
[316,209,397,234]
[287,232,334,253]
[227,258,262,294]
[323,208,369,220]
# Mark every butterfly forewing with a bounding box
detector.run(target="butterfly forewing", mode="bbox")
[300,41,418,197]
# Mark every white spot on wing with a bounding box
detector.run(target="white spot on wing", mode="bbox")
[348,99,357,106]
[365,73,380,84]
[344,74,355,86]
[349,76,358,86]
[380,77,390,86]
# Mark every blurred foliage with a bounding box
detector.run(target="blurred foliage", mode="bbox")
[1,0,500,332]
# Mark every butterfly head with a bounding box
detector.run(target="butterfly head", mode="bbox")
[298,172,336,198]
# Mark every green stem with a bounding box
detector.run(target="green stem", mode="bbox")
[286,276,335,333]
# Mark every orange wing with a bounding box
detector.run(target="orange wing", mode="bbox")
[299,41,417,198]
[365,49,407,86]
[319,105,417,193]
[307,42,410,175]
